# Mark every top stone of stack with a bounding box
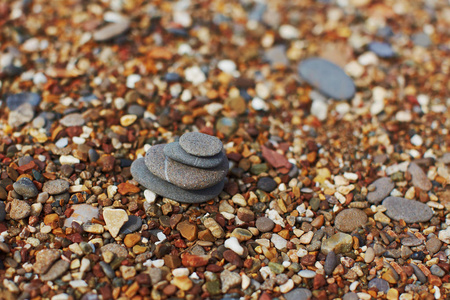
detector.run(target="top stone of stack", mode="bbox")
[179,132,223,157]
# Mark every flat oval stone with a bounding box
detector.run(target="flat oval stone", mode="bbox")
[382,197,433,223]
[119,215,143,234]
[298,57,356,100]
[131,158,225,203]
[6,92,41,111]
[13,177,38,198]
[335,209,368,233]
[60,113,85,127]
[101,243,128,258]
[164,142,226,168]
[43,179,70,195]
[368,42,395,58]
[179,132,223,157]
[408,162,432,191]
[368,278,390,293]
[93,20,130,42]
[367,177,395,204]
[145,144,228,190]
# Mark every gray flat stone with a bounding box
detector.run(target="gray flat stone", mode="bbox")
[298,57,355,100]
[367,177,395,204]
[6,92,41,111]
[43,179,70,195]
[408,162,432,191]
[145,144,228,190]
[131,158,225,203]
[284,288,312,300]
[164,142,226,168]
[179,132,223,157]
[382,197,434,223]
[40,259,70,281]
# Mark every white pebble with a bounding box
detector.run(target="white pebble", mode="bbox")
[178,43,193,55]
[172,268,190,277]
[55,138,69,148]
[33,72,47,85]
[144,190,156,203]
[224,237,244,255]
[185,66,206,85]
[343,172,358,181]
[126,74,141,89]
[73,137,85,144]
[60,155,80,165]
[69,280,88,288]
[251,97,269,111]
[157,232,166,241]
[335,102,350,115]
[152,259,165,268]
[349,281,360,291]
[205,103,223,116]
[218,60,236,74]
[298,270,316,278]
[241,274,251,290]
[114,98,126,110]
[410,134,423,146]
[396,110,412,122]
[279,24,299,39]
[358,52,378,65]
[310,99,328,121]
[181,89,192,102]
[279,279,294,293]
[271,234,288,250]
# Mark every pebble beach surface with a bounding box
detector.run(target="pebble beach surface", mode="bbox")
[1,0,450,300]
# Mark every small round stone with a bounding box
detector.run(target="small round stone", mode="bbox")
[255,217,275,232]
[145,144,228,190]
[284,288,312,300]
[368,42,395,58]
[13,177,38,198]
[335,209,368,233]
[257,177,277,192]
[179,132,223,157]
[10,199,31,220]
[59,113,85,127]
[43,179,70,195]
[164,142,226,168]
[298,57,356,100]
[382,197,434,223]
[368,278,390,293]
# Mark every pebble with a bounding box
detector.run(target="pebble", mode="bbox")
[321,232,353,255]
[13,177,38,198]
[334,209,368,232]
[324,251,338,275]
[43,179,70,195]
[103,209,129,238]
[64,204,99,227]
[430,265,445,277]
[184,66,206,85]
[368,278,390,293]
[164,142,226,169]
[365,247,375,263]
[131,158,225,203]
[367,177,395,204]
[179,132,223,157]
[408,162,432,191]
[299,270,316,278]
[271,234,288,250]
[33,249,61,274]
[0,202,5,222]
[284,288,312,300]
[6,92,41,111]
[425,237,442,254]
[216,117,238,136]
[101,243,128,258]
[412,32,431,47]
[220,270,241,293]
[217,60,237,74]
[298,57,356,100]
[382,197,434,223]
[40,260,70,281]
[145,144,228,190]
[59,113,85,127]
[257,177,277,192]
[10,199,31,220]
[119,215,143,234]
[368,42,395,58]
[8,103,35,128]
[224,237,244,255]
[93,19,130,42]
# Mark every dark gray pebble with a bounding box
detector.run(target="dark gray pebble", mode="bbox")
[145,144,228,190]
[131,158,225,203]
[368,278,390,293]
[119,215,143,234]
[324,251,337,275]
[284,288,312,300]
[164,142,226,169]
[0,201,5,222]
[410,263,427,283]
[6,92,41,111]
[13,177,38,198]
[367,177,394,204]
[382,197,433,223]
[368,42,395,58]
[257,177,277,192]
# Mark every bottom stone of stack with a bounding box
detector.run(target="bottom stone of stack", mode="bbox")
[131,158,224,203]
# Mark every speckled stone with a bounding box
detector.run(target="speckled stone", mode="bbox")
[164,142,226,168]
[367,177,395,204]
[101,243,128,258]
[368,278,390,293]
[284,288,312,300]
[298,57,355,100]
[131,158,225,203]
[13,177,38,198]
[145,144,228,190]
[255,217,275,232]
[40,260,69,281]
[43,179,70,195]
[408,162,432,191]
[382,197,433,223]
[179,132,223,157]
[59,113,85,127]
[335,209,368,233]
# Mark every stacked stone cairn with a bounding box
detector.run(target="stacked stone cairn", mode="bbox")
[131,132,228,203]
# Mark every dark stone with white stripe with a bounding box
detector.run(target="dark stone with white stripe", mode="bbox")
[131,158,225,203]
[164,142,226,168]
[144,144,228,190]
